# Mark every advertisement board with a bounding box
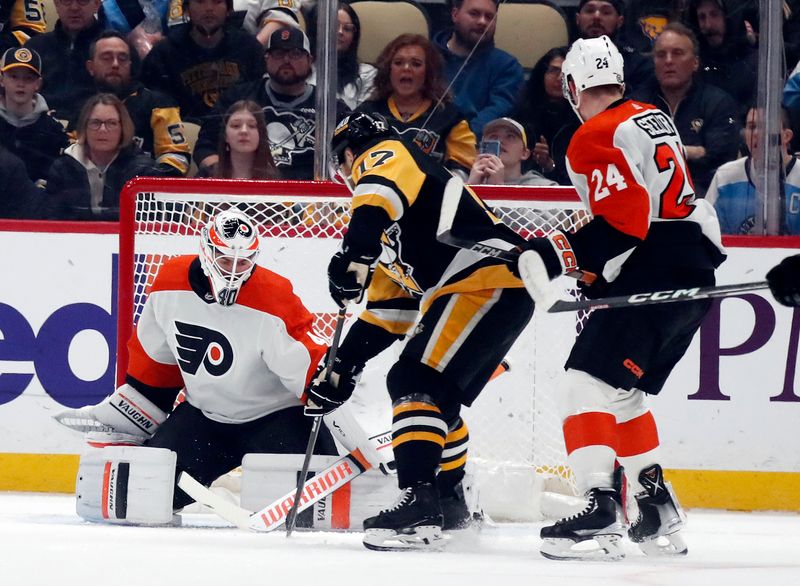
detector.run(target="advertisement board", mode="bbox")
[1,224,799,509]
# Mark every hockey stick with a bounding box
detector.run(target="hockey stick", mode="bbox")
[548,281,770,312]
[174,447,376,531]
[179,356,513,531]
[436,176,523,263]
[435,177,595,281]
[177,471,252,529]
[285,306,348,537]
[249,447,373,532]
[436,185,770,311]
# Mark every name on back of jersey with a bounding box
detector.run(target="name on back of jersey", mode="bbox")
[634,111,677,139]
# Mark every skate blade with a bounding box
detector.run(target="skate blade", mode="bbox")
[638,531,688,557]
[363,526,447,552]
[540,534,625,562]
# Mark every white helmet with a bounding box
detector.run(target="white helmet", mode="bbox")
[562,36,625,119]
[199,210,260,306]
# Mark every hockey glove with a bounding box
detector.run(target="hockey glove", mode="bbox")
[767,255,800,307]
[304,355,364,416]
[327,250,375,309]
[516,232,578,310]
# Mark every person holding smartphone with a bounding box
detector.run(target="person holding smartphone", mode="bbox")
[467,117,557,186]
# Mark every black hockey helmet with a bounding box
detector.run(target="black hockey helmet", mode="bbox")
[331,112,393,159]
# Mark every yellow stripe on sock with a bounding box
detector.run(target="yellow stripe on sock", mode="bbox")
[393,431,446,449]
[440,454,468,472]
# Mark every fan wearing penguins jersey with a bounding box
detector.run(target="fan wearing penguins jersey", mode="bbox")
[57,210,338,509]
[0,0,46,51]
[516,36,726,561]
[305,111,535,551]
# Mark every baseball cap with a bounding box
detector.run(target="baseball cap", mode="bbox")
[578,0,625,16]
[266,27,311,54]
[0,47,42,77]
[483,117,528,146]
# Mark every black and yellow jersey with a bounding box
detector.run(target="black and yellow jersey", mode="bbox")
[358,97,476,176]
[1,0,46,50]
[344,137,525,336]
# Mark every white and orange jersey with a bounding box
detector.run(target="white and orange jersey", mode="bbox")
[566,100,724,278]
[126,256,327,424]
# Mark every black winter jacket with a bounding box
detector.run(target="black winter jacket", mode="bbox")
[43,144,160,220]
[631,79,741,196]
[24,19,104,123]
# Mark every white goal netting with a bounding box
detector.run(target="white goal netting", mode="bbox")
[119,179,591,521]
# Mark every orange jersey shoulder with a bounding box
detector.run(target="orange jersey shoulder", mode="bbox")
[567,101,656,240]
[149,255,196,294]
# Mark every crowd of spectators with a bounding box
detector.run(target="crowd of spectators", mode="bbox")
[0,0,796,234]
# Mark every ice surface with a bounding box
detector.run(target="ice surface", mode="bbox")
[2,492,799,586]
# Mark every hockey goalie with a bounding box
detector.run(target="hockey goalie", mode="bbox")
[55,209,389,526]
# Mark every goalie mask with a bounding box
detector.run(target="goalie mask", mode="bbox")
[562,36,625,121]
[199,210,260,306]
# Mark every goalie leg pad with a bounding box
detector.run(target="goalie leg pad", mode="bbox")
[76,446,176,525]
[323,402,394,473]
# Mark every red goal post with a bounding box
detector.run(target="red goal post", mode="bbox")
[118,177,587,520]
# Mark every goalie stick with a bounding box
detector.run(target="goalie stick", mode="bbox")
[175,359,513,531]
[177,471,251,529]
[175,445,377,531]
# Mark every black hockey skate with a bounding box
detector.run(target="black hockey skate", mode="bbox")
[362,483,446,551]
[628,464,688,557]
[440,481,482,531]
[540,467,627,561]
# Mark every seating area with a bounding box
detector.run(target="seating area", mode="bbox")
[0,0,793,234]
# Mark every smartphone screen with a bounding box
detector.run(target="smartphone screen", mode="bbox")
[479,139,501,157]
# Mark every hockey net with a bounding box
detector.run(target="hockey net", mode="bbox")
[118,178,590,521]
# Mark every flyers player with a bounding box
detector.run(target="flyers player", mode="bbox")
[57,210,340,512]
[305,111,534,550]
[516,36,726,560]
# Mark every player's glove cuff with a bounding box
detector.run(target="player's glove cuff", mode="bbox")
[513,231,577,280]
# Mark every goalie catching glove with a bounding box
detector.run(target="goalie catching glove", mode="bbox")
[53,385,168,447]
[327,248,375,309]
[516,231,578,310]
[304,354,365,416]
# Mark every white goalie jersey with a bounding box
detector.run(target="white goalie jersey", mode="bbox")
[126,255,327,424]
[565,99,725,280]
